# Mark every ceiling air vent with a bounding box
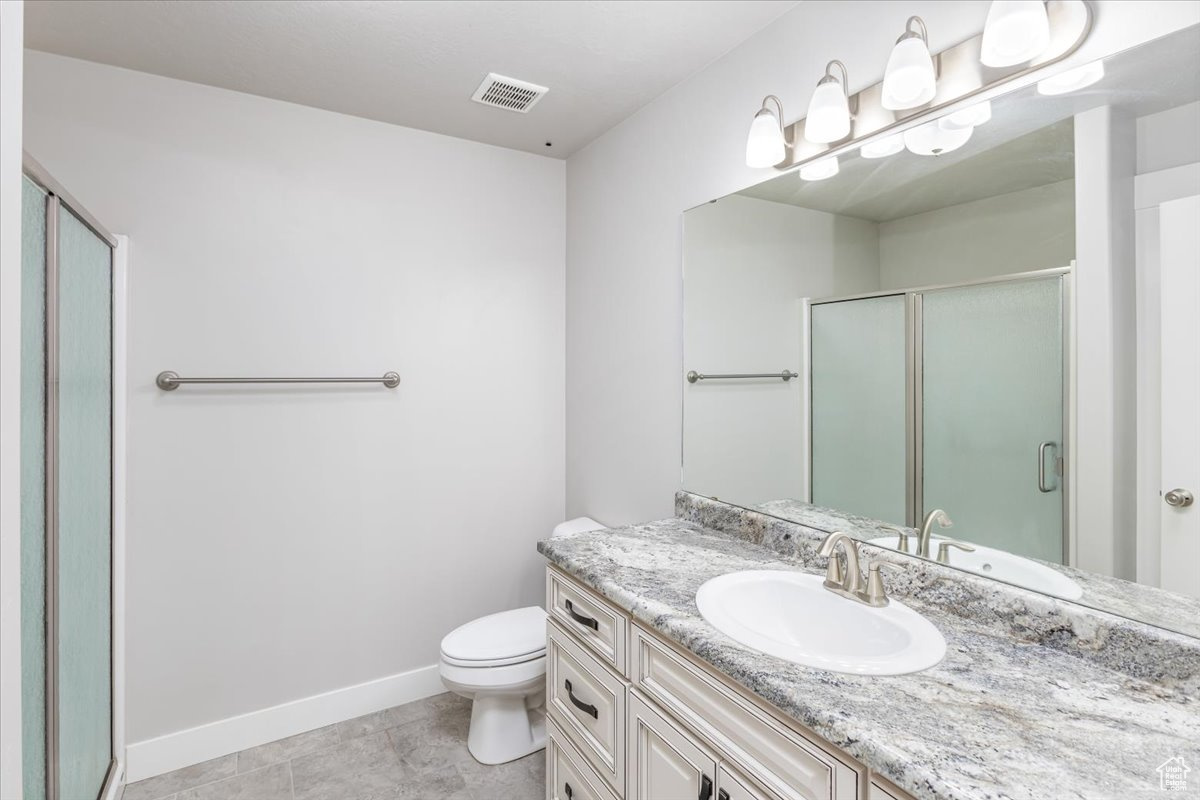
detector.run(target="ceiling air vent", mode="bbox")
[471,73,548,113]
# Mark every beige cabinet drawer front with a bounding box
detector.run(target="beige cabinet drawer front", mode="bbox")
[631,625,860,800]
[548,620,627,793]
[547,716,621,800]
[719,763,787,800]
[547,568,628,675]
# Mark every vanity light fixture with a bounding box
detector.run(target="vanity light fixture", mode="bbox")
[903,120,974,156]
[882,16,937,110]
[746,95,791,168]
[859,134,905,159]
[981,1,1051,67]
[939,100,992,131]
[805,60,854,144]
[1036,59,1104,95]
[799,156,839,181]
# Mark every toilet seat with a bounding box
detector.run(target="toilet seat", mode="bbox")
[440,606,547,668]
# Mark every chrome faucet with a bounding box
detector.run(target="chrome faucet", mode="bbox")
[817,531,904,607]
[917,509,953,558]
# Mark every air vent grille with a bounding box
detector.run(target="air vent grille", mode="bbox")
[471,73,548,113]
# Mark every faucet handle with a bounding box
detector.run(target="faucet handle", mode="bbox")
[864,560,905,607]
[935,539,975,564]
[880,525,912,553]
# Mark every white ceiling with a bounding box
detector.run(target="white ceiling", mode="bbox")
[25,0,800,158]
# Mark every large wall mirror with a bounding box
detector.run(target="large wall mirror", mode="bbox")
[682,24,1200,638]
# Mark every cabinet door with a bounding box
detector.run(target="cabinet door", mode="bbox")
[628,692,718,800]
[717,763,785,800]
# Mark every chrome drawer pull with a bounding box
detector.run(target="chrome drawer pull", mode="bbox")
[564,679,599,719]
[564,599,600,631]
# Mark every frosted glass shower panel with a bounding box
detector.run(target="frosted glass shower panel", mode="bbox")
[55,206,113,799]
[921,278,1064,563]
[810,295,907,523]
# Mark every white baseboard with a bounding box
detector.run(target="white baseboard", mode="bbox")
[125,663,443,783]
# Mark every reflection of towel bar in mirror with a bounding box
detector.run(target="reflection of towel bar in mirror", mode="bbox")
[156,371,401,391]
[686,370,798,383]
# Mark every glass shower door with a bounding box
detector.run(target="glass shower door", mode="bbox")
[55,205,113,800]
[920,277,1065,562]
[810,295,907,524]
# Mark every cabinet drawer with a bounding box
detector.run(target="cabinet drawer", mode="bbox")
[869,775,915,800]
[547,715,621,800]
[547,567,628,675]
[631,625,860,800]
[548,619,627,793]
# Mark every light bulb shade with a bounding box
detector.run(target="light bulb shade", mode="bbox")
[981,1,1051,67]
[882,36,937,110]
[939,100,992,131]
[804,79,851,144]
[860,134,905,159]
[903,120,973,156]
[746,108,786,168]
[1036,60,1104,95]
[799,156,839,181]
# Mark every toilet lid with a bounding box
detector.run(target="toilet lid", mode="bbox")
[440,606,546,666]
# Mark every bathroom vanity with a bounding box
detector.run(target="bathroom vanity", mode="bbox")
[538,494,1200,800]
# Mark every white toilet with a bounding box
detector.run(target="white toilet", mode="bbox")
[439,517,605,765]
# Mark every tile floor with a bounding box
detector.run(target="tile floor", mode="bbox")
[120,693,545,800]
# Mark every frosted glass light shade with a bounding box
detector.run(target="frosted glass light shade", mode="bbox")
[882,36,937,110]
[904,121,973,156]
[939,100,992,131]
[981,1,1051,67]
[805,79,851,144]
[746,109,787,168]
[1036,60,1104,95]
[860,134,905,159]
[800,156,839,181]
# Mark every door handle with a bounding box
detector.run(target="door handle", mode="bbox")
[699,774,713,800]
[1038,442,1059,493]
[564,679,598,719]
[1165,489,1195,508]
[564,599,599,631]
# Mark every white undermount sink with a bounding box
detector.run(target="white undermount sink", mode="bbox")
[867,537,1084,601]
[695,570,946,676]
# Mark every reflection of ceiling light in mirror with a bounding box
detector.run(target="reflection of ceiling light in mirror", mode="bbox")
[903,121,974,156]
[981,1,1051,67]
[805,61,852,144]
[746,98,787,168]
[860,134,905,159]
[882,17,937,110]
[1036,60,1105,95]
[799,157,839,181]
[939,100,992,131]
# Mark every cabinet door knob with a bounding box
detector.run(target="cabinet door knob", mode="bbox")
[1165,489,1194,508]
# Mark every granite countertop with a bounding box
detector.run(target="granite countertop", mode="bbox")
[538,518,1200,800]
[755,497,1200,640]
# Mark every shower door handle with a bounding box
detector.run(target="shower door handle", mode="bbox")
[1038,442,1059,493]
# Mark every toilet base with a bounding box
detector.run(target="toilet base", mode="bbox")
[466,694,547,765]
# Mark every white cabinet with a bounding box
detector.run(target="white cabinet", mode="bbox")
[545,566,914,800]
[628,692,718,800]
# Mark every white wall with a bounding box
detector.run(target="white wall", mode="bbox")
[0,2,24,797]
[1137,100,1200,174]
[878,180,1076,289]
[565,0,1200,527]
[24,51,565,766]
[683,195,878,505]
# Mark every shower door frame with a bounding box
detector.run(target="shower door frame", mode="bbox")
[23,152,120,800]
[806,266,1073,565]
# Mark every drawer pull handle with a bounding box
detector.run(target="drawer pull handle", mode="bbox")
[565,599,600,631]
[564,679,599,719]
[564,781,573,799]
[718,790,729,800]
[699,774,713,800]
